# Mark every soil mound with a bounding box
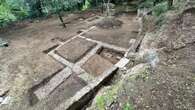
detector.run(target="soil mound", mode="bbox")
[96,17,123,29]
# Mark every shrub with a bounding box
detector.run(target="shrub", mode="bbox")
[138,0,155,9]
[0,1,16,27]
[0,0,28,27]
[82,0,91,11]
[152,1,168,16]
[7,0,28,19]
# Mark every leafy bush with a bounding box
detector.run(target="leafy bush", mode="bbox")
[152,2,168,16]
[0,1,16,27]
[41,0,83,14]
[0,0,87,27]
[138,0,155,9]
[82,0,91,11]
[7,0,28,19]
[0,0,28,27]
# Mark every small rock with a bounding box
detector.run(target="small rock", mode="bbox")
[0,97,3,103]
[0,38,8,47]
[115,58,129,68]
[126,63,150,76]
[129,39,136,46]
[173,41,186,50]
[1,96,11,105]
[192,26,195,29]
[125,52,136,59]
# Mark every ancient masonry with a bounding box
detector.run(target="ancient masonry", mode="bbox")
[29,19,131,110]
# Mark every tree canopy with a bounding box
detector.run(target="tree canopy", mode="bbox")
[0,0,173,27]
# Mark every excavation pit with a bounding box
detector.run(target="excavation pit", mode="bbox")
[96,47,125,64]
[29,68,87,108]
[82,54,114,77]
[55,37,97,63]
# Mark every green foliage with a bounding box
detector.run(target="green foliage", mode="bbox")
[82,0,91,11]
[138,0,170,17]
[0,0,28,27]
[0,0,173,27]
[152,2,168,16]
[96,82,122,110]
[0,1,16,27]
[138,0,155,9]
[122,102,134,110]
[41,0,83,14]
[6,0,28,19]
[96,96,105,110]
[0,0,84,26]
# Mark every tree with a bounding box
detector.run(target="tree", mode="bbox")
[102,0,111,16]
[36,0,44,16]
[50,0,66,28]
[154,0,160,6]
[168,0,173,9]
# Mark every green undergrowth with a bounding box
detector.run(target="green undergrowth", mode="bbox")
[122,102,134,110]
[95,64,152,110]
[96,81,122,110]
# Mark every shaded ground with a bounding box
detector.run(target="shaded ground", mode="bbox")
[82,13,139,48]
[32,74,87,110]
[87,5,195,110]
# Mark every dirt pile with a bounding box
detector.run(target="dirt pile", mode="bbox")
[96,17,123,29]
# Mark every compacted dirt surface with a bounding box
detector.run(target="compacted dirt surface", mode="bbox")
[1,3,194,109]
[0,9,139,110]
[83,13,139,48]
[0,10,100,109]
[56,37,97,63]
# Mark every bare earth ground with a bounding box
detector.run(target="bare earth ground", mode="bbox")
[87,7,195,110]
[0,10,139,110]
[56,37,97,63]
[0,4,194,110]
[0,11,99,108]
[32,74,87,110]
[83,13,139,48]
[129,9,195,109]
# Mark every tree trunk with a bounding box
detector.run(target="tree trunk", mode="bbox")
[168,0,173,9]
[106,0,111,16]
[57,12,66,28]
[153,0,160,6]
[37,0,43,16]
[102,0,105,14]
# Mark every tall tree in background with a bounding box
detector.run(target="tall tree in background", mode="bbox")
[36,0,44,16]
[168,0,173,9]
[102,0,111,16]
[50,0,66,28]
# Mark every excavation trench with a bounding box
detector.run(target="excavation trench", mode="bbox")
[27,12,140,110]
[27,33,132,110]
[1,11,139,110]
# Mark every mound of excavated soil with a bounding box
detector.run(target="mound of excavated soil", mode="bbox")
[96,17,123,29]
